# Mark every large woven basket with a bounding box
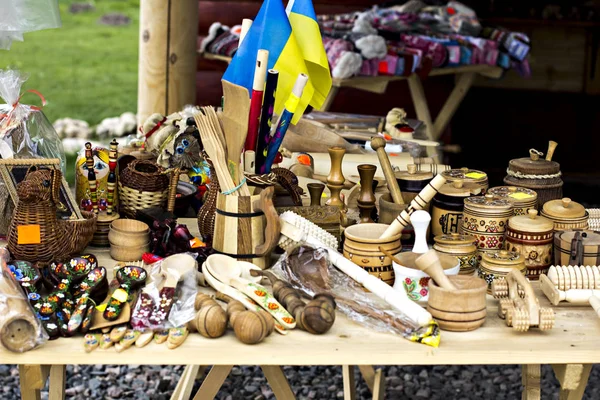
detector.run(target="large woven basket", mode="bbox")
[119,159,170,218]
[70,211,98,254]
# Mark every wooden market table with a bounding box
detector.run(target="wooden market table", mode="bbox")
[2,218,599,400]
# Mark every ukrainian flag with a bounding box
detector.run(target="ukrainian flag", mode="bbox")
[223,0,316,124]
[287,0,332,109]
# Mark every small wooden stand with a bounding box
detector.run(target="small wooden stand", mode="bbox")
[325,147,346,210]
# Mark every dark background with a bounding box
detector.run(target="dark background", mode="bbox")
[195,0,600,206]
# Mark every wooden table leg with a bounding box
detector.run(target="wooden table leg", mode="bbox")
[432,72,476,139]
[552,364,593,400]
[342,365,356,400]
[521,364,541,400]
[371,368,385,400]
[358,366,375,393]
[18,365,50,400]
[407,75,437,158]
[192,365,233,400]
[171,365,202,400]
[48,365,66,400]
[261,365,296,400]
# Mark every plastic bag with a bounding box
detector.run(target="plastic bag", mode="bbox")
[0,0,61,50]
[130,254,198,331]
[271,244,440,347]
[0,247,48,352]
[0,69,66,173]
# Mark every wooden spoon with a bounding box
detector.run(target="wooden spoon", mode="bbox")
[205,254,296,329]
[221,80,251,191]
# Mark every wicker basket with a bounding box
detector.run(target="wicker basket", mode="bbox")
[70,211,98,253]
[119,159,170,217]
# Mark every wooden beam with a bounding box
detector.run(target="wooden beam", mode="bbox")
[138,0,198,125]
[432,72,476,138]
[261,366,296,400]
[521,364,541,400]
[553,364,593,400]
[48,365,66,400]
[342,365,356,400]
[372,368,385,400]
[192,365,233,400]
[18,365,49,400]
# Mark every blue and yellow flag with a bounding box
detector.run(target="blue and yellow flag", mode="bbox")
[223,0,327,124]
[286,0,332,109]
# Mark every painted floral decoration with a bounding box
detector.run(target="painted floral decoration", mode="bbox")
[9,264,24,280]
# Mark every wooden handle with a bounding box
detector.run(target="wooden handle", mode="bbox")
[253,186,281,257]
[540,274,562,306]
[166,168,180,212]
[589,295,600,318]
[370,137,403,204]
[415,250,458,291]
[546,141,558,161]
[379,174,447,239]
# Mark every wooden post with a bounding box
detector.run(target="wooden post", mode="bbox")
[138,0,198,125]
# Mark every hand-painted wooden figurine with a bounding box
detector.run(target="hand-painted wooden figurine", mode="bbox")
[106,139,118,216]
[75,145,113,212]
[85,143,99,214]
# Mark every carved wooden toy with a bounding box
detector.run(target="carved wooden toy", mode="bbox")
[357,164,377,223]
[85,142,99,215]
[188,293,228,338]
[325,147,346,209]
[370,137,403,204]
[492,270,554,332]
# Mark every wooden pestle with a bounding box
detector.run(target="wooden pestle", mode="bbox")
[370,137,403,204]
[379,174,447,239]
[415,249,458,291]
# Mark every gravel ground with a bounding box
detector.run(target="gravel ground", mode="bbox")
[2,364,599,399]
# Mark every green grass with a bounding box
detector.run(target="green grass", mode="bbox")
[0,0,140,126]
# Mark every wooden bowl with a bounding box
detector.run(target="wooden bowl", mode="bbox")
[108,219,150,247]
[428,275,487,312]
[428,316,486,332]
[109,242,150,262]
[427,305,487,322]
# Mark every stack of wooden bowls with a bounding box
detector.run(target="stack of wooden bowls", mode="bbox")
[427,275,488,331]
[108,219,150,262]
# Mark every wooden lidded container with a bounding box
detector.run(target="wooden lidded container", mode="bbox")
[433,233,478,275]
[462,194,513,258]
[343,223,401,286]
[505,209,554,280]
[488,186,538,215]
[503,142,562,208]
[541,198,589,231]
[554,230,600,266]
[478,250,526,294]
[441,167,489,194]
[395,164,433,204]
[431,181,478,238]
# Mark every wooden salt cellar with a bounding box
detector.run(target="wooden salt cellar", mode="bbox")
[505,209,554,280]
[433,233,478,275]
[504,141,562,208]
[357,164,377,223]
[325,147,346,210]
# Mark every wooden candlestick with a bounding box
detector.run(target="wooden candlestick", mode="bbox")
[85,142,98,214]
[370,137,403,204]
[107,139,118,215]
[325,147,346,210]
[307,183,325,207]
[357,164,377,223]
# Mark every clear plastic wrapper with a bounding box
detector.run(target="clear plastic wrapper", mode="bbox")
[271,244,440,347]
[0,0,61,50]
[0,69,66,173]
[0,247,48,352]
[130,255,198,331]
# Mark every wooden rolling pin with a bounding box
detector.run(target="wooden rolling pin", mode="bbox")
[379,174,447,239]
[370,137,403,204]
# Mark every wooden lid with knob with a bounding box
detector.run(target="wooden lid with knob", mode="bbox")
[542,197,586,219]
[482,250,524,266]
[507,141,561,175]
[509,209,554,233]
[395,164,433,181]
[464,194,513,211]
